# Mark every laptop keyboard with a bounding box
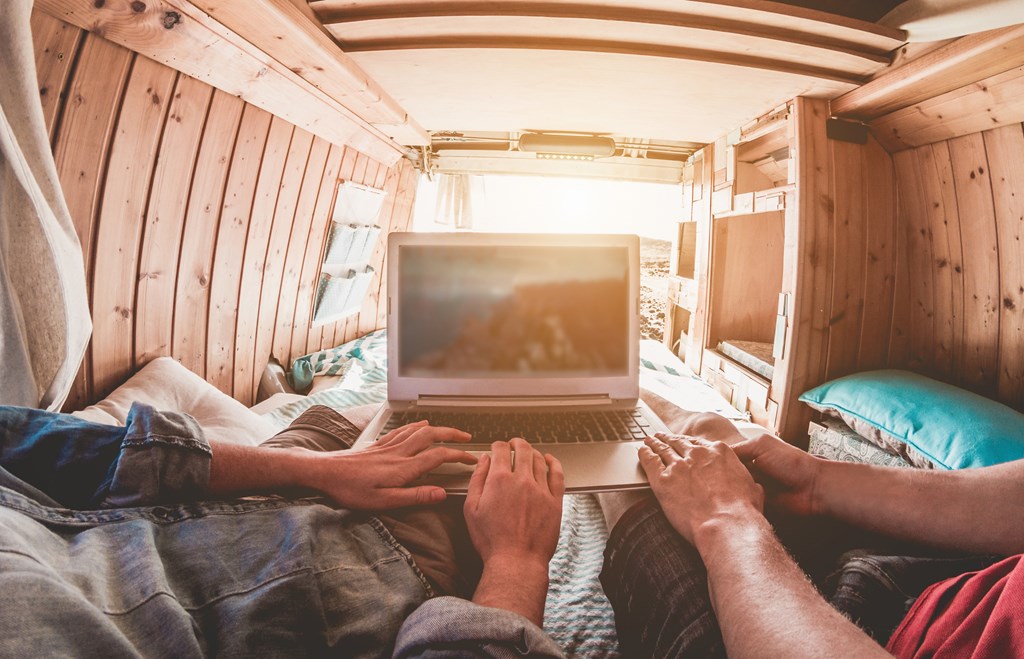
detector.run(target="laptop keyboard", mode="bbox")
[378,409,653,445]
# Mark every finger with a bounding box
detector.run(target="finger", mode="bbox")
[397,425,474,455]
[638,445,666,481]
[491,441,512,472]
[545,454,565,496]
[415,446,479,474]
[644,436,681,463]
[377,420,428,448]
[379,486,447,508]
[466,453,491,509]
[532,449,548,483]
[509,437,533,474]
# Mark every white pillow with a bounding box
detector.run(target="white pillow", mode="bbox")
[72,357,278,446]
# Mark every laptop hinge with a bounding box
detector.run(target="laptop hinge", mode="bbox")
[416,394,614,408]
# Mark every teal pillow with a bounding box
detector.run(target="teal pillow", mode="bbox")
[800,370,1024,470]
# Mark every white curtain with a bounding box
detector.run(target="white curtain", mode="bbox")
[1,0,92,410]
[434,173,481,230]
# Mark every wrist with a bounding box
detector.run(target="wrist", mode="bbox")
[692,503,771,558]
[481,552,551,582]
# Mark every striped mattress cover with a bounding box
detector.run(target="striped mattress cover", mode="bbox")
[259,331,754,658]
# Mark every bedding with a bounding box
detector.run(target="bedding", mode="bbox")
[716,340,775,380]
[71,357,278,446]
[262,331,770,658]
[801,370,1024,470]
[808,417,913,469]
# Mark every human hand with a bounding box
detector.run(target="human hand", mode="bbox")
[639,433,765,545]
[464,438,564,626]
[732,433,822,516]
[307,421,477,510]
[464,438,565,570]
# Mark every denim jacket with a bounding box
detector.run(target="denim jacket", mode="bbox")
[0,403,564,658]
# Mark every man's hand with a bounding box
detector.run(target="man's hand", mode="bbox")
[732,433,822,517]
[638,433,765,545]
[464,438,565,626]
[305,421,477,510]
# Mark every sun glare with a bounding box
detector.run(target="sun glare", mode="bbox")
[413,174,678,240]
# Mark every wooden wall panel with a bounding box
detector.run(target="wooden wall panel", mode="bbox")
[34,14,418,408]
[206,106,273,394]
[135,76,214,367]
[891,122,1024,411]
[89,57,178,400]
[172,91,245,377]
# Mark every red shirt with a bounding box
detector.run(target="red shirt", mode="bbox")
[888,554,1024,658]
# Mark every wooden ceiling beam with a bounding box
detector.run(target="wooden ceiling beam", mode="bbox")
[313,1,895,62]
[337,36,870,85]
[831,24,1024,120]
[35,0,411,162]
[189,0,428,145]
[311,0,906,48]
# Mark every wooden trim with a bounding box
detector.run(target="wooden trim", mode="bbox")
[774,97,833,443]
[870,65,1024,152]
[339,36,869,85]
[831,24,1024,120]
[35,0,409,164]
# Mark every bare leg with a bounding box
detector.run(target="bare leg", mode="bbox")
[676,412,746,446]
[596,490,651,531]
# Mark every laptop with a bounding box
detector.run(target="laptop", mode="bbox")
[351,232,668,492]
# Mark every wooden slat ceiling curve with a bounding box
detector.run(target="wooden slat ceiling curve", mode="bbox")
[310,0,907,145]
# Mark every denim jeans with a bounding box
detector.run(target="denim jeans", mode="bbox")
[600,499,997,658]
[0,403,564,658]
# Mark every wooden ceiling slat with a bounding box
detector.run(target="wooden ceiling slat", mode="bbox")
[337,36,870,85]
[310,0,907,50]
[315,2,896,63]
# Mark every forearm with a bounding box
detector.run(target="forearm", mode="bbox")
[207,441,320,496]
[814,459,1024,555]
[695,508,889,659]
[472,556,549,627]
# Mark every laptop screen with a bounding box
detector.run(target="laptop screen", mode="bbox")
[397,244,631,378]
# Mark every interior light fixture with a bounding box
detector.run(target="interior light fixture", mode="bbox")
[536,153,595,161]
[518,133,616,159]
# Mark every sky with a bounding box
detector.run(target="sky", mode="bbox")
[412,174,679,240]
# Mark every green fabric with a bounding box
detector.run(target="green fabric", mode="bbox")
[800,370,1024,470]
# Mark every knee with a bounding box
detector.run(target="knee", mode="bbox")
[679,413,741,443]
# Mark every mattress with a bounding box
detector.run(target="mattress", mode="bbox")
[808,417,914,469]
[717,340,775,380]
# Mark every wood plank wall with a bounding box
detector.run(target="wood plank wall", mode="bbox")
[890,123,1024,411]
[775,98,899,441]
[31,11,417,408]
